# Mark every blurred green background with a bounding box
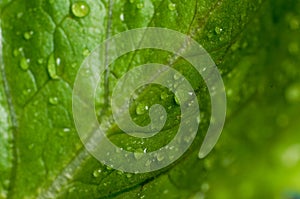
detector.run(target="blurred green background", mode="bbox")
[0,0,300,198]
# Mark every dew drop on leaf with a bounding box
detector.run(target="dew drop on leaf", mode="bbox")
[134,151,143,160]
[145,159,151,167]
[120,13,124,21]
[156,153,164,161]
[13,47,23,57]
[49,97,59,105]
[56,57,61,66]
[214,27,223,34]
[20,57,30,71]
[16,12,23,18]
[168,3,176,11]
[71,1,90,18]
[63,128,70,132]
[37,58,44,64]
[136,102,148,115]
[201,182,210,192]
[92,169,101,177]
[23,31,34,40]
[47,54,59,79]
[126,173,132,178]
[173,73,180,80]
[136,3,144,9]
[82,48,90,57]
[28,144,34,150]
[117,170,123,175]
[160,92,169,100]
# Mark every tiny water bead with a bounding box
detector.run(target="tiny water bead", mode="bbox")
[20,57,30,71]
[156,153,164,161]
[71,1,90,18]
[134,149,144,160]
[37,58,44,64]
[136,102,148,115]
[82,48,90,57]
[126,173,132,178]
[49,97,59,105]
[214,27,223,34]
[120,13,124,21]
[47,54,59,79]
[173,73,181,80]
[136,3,144,9]
[23,31,34,40]
[13,47,23,57]
[93,169,101,177]
[160,92,169,100]
[168,3,176,11]
[28,144,34,150]
[16,12,23,18]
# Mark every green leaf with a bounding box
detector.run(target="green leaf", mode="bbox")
[1,0,300,199]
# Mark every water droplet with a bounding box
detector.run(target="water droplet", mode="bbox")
[126,173,132,178]
[17,12,23,18]
[136,102,148,115]
[120,13,124,21]
[136,3,144,9]
[49,97,59,105]
[71,1,90,18]
[23,31,34,40]
[117,170,123,175]
[56,57,61,66]
[82,48,90,57]
[156,153,164,161]
[93,169,101,177]
[226,88,233,96]
[28,144,34,149]
[145,159,152,167]
[173,73,181,80]
[197,115,201,124]
[20,57,30,71]
[201,182,210,192]
[168,3,176,11]
[65,173,72,179]
[219,36,225,41]
[47,54,59,79]
[37,58,44,64]
[63,128,70,132]
[134,152,143,160]
[13,47,23,57]
[215,27,223,34]
[160,92,169,100]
